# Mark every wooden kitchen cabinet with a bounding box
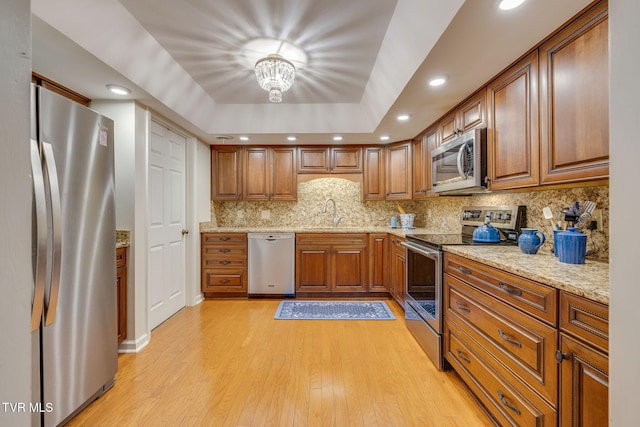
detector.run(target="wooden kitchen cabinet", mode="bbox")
[444,253,558,426]
[539,0,609,184]
[368,233,388,292]
[116,247,127,344]
[295,234,368,293]
[201,233,248,297]
[243,147,297,201]
[557,291,609,426]
[385,141,412,200]
[437,89,487,147]
[211,146,242,201]
[297,146,362,174]
[388,235,406,306]
[363,146,386,201]
[486,50,540,190]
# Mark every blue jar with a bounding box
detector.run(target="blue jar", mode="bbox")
[557,227,587,264]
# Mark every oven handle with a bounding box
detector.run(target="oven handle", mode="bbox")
[401,241,441,261]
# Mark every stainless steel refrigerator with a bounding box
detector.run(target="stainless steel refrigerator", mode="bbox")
[30,85,117,426]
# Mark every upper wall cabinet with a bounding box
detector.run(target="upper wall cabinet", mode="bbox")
[363,146,386,201]
[243,147,297,201]
[539,0,609,184]
[412,126,437,199]
[385,141,412,200]
[437,89,487,147]
[211,146,242,201]
[298,146,362,174]
[487,51,540,190]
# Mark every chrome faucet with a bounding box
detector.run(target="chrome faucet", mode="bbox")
[322,198,342,227]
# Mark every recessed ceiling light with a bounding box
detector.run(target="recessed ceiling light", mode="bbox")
[333,136,343,141]
[380,135,390,141]
[106,84,131,95]
[239,136,250,141]
[397,114,410,121]
[429,77,446,87]
[499,0,526,10]
[287,136,297,141]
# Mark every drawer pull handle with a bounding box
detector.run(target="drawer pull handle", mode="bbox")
[219,261,231,265]
[456,349,471,364]
[498,329,522,348]
[219,279,230,284]
[219,249,231,253]
[497,390,521,415]
[498,282,522,296]
[455,301,471,313]
[219,237,231,241]
[458,266,472,275]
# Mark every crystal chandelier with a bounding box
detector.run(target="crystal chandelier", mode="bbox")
[254,54,296,103]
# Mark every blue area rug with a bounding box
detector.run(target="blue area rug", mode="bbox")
[274,301,395,320]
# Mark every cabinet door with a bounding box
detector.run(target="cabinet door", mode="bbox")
[330,147,362,173]
[298,147,330,173]
[423,126,438,193]
[389,237,406,305]
[439,110,459,146]
[539,1,609,184]
[459,89,486,133]
[385,142,412,200]
[363,146,385,201]
[487,51,540,190]
[116,265,127,344]
[368,234,388,292]
[559,333,608,427]
[296,246,331,292]
[412,136,427,199]
[332,246,367,292]
[211,146,242,200]
[270,147,297,200]
[243,147,269,200]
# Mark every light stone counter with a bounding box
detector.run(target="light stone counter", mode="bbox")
[443,245,609,305]
[116,230,130,248]
[199,222,433,238]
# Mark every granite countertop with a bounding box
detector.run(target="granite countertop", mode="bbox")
[199,223,431,238]
[444,245,609,305]
[116,230,130,248]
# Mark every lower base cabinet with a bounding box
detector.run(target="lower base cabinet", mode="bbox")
[201,233,248,297]
[389,236,406,306]
[444,253,609,426]
[116,247,127,344]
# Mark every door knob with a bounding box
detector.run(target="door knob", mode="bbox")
[182,229,189,235]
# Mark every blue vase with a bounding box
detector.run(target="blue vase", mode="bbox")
[518,228,546,254]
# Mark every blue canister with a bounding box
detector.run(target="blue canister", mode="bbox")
[553,230,560,257]
[390,216,398,228]
[517,228,546,254]
[557,227,587,264]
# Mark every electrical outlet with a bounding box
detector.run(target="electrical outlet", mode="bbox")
[236,210,244,220]
[261,210,270,220]
[591,209,603,230]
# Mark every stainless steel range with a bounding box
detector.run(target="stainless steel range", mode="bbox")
[401,205,526,370]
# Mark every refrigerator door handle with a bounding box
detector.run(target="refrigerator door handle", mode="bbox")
[30,139,47,331]
[42,142,62,326]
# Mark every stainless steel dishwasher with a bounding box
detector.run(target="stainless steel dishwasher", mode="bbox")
[248,233,295,296]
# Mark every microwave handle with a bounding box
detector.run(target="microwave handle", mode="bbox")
[456,143,467,179]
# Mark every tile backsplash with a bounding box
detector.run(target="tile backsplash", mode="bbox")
[210,177,609,261]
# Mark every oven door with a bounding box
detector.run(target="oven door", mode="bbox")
[401,241,442,334]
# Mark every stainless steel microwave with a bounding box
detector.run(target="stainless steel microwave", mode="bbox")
[430,127,487,195]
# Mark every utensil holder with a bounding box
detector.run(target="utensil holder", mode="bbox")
[400,214,415,228]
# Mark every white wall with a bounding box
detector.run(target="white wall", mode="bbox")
[0,1,32,425]
[609,0,640,425]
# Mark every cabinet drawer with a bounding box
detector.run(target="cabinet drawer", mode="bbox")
[444,253,557,325]
[202,233,247,244]
[446,274,557,404]
[560,291,608,352]
[116,247,127,268]
[202,245,247,258]
[202,270,247,293]
[445,319,557,426]
[296,233,367,246]
[202,257,247,268]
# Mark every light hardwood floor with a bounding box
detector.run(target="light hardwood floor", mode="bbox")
[68,299,493,427]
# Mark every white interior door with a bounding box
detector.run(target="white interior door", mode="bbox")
[148,121,186,329]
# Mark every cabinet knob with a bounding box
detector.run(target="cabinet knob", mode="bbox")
[555,350,570,363]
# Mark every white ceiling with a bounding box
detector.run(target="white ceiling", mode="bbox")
[31,0,593,145]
